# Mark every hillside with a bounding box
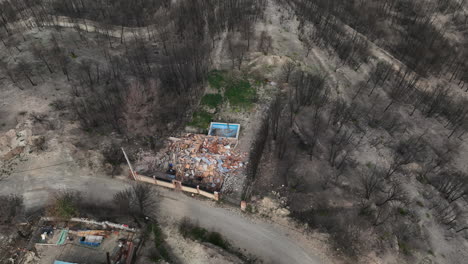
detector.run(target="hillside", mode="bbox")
[1,0,468,263]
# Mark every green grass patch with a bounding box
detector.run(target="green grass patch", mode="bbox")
[206,70,257,110]
[208,70,226,91]
[225,78,256,109]
[188,111,213,130]
[179,217,230,250]
[201,94,223,109]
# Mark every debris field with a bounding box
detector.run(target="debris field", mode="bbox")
[34,218,138,264]
[138,134,248,191]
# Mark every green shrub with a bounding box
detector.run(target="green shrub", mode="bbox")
[152,222,164,245]
[398,207,409,216]
[179,218,207,240]
[201,94,223,109]
[179,217,230,250]
[206,231,230,250]
[190,226,207,240]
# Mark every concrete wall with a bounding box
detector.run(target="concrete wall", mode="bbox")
[135,173,219,201]
[41,217,137,232]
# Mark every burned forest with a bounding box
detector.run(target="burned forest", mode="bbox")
[1,0,468,264]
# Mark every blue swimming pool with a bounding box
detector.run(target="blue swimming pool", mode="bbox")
[208,122,240,139]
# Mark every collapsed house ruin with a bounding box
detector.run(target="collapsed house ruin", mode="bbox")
[136,133,247,192]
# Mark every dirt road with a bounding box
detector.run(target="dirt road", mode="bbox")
[159,189,326,264]
[0,156,325,264]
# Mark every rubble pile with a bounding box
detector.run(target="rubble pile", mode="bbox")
[141,134,247,191]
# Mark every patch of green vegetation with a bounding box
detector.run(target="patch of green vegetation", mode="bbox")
[201,94,223,109]
[148,221,171,262]
[56,199,77,219]
[188,111,213,130]
[416,201,424,207]
[152,222,164,246]
[206,232,230,250]
[225,78,256,109]
[428,249,434,256]
[179,217,230,250]
[51,192,80,219]
[208,70,226,91]
[70,52,78,59]
[398,207,409,216]
[180,221,207,240]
